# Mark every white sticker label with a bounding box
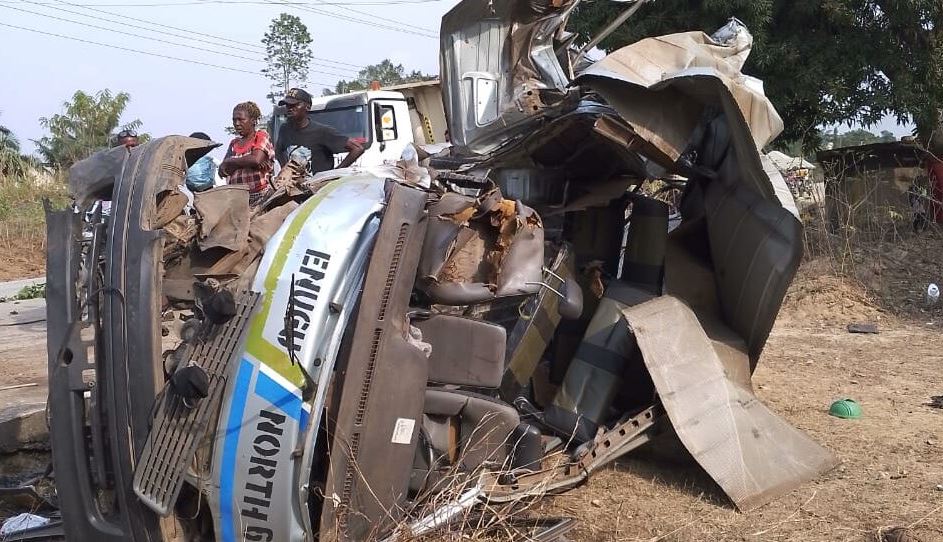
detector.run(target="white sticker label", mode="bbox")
[391,418,416,445]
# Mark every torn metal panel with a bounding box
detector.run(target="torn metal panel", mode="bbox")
[578,19,782,152]
[440,0,580,156]
[154,187,189,229]
[622,296,838,511]
[577,19,785,204]
[188,200,298,279]
[761,153,800,218]
[700,179,802,368]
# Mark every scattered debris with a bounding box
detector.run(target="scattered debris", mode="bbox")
[927,283,940,306]
[0,513,50,536]
[928,396,943,409]
[880,526,923,542]
[44,4,837,540]
[847,322,879,334]
[0,383,38,392]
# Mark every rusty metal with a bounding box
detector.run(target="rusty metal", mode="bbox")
[479,405,662,502]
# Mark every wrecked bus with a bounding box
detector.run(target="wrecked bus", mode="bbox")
[45,1,836,540]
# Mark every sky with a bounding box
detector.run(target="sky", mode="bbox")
[0,0,453,157]
[0,0,915,159]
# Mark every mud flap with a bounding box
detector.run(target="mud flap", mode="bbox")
[621,296,837,511]
[320,183,429,541]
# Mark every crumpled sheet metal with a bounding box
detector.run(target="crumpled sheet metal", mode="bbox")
[621,296,838,511]
[308,159,432,188]
[578,19,783,153]
[418,190,544,305]
[439,0,580,156]
[760,153,800,219]
[192,185,249,252]
[154,187,190,229]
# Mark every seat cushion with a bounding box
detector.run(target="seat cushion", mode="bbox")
[423,388,520,471]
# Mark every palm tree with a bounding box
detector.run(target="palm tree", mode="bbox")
[0,114,36,180]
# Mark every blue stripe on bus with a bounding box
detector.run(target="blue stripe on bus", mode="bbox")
[254,368,310,431]
[219,358,254,542]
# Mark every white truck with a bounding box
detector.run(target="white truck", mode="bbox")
[270,81,447,168]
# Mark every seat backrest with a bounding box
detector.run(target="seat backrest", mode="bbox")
[703,180,802,369]
[416,314,506,388]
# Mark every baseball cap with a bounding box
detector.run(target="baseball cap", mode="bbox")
[278,88,313,107]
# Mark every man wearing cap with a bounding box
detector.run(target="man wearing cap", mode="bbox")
[275,88,364,173]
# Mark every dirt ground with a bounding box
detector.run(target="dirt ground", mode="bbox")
[542,244,943,542]
[0,238,45,281]
[0,228,940,540]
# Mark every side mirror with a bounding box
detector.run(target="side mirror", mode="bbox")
[374,103,398,143]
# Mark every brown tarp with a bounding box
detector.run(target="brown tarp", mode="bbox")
[192,185,250,252]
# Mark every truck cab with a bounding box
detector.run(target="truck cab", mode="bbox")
[271,90,413,169]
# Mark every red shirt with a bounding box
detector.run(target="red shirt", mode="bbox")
[224,130,275,193]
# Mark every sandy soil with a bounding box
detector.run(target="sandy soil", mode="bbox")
[0,240,45,281]
[0,231,939,540]
[542,261,943,542]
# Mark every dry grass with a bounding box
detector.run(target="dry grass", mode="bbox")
[0,173,68,280]
[384,178,943,542]
[526,182,943,541]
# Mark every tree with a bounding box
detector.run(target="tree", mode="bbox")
[261,13,314,103]
[819,128,900,149]
[0,118,34,180]
[34,90,147,169]
[330,59,431,95]
[569,1,943,150]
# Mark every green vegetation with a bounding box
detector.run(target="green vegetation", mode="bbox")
[10,282,46,301]
[0,169,69,261]
[329,59,433,95]
[262,13,314,103]
[35,89,148,169]
[570,1,943,149]
[0,115,37,181]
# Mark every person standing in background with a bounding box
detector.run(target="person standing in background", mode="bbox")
[275,88,364,173]
[114,129,139,148]
[219,101,275,206]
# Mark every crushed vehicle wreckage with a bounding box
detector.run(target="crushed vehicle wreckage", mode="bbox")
[44,1,836,541]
